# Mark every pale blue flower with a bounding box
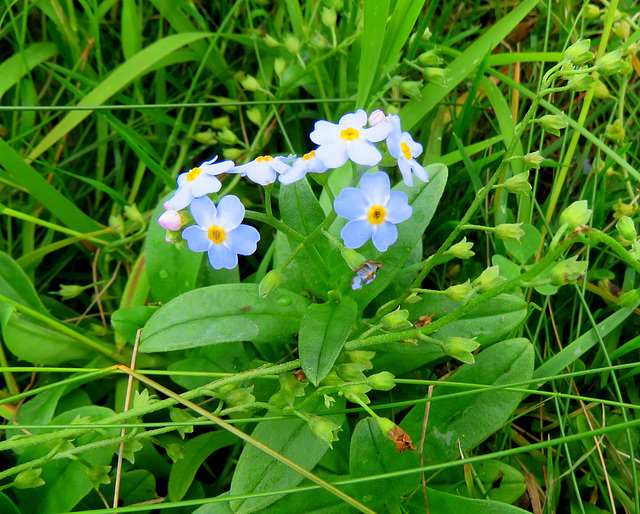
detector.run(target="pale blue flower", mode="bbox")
[182,195,260,270]
[334,171,412,252]
[231,155,292,186]
[278,150,328,185]
[163,156,235,211]
[310,109,391,169]
[387,114,429,187]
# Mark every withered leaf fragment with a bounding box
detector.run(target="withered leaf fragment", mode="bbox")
[387,425,417,453]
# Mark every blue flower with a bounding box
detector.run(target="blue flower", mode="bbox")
[278,150,328,185]
[387,114,429,187]
[334,171,412,252]
[231,155,292,186]
[163,156,235,211]
[182,195,260,270]
[310,109,391,169]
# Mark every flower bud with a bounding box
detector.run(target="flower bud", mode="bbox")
[549,257,588,286]
[269,373,306,407]
[335,363,367,382]
[443,337,480,364]
[241,75,261,92]
[321,7,337,28]
[584,4,600,18]
[274,57,287,78]
[377,416,397,436]
[14,469,45,489]
[380,309,412,330]
[367,371,396,391]
[417,49,442,67]
[631,241,640,260]
[259,270,284,297]
[225,387,255,407]
[560,200,592,229]
[158,210,185,232]
[605,120,626,141]
[523,151,544,169]
[340,350,375,369]
[494,223,525,244]
[596,50,630,76]
[56,284,86,300]
[306,414,341,448]
[421,27,432,41]
[341,247,366,271]
[564,40,594,66]
[423,67,446,86]
[617,216,637,241]
[502,171,532,194]
[473,265,506,292]
[223,148,245,161]
[618,289,640,308]
[218,127,239,146]
[567,73,595,91]
[593,79,610,99]
[341,383,372,404]
[263,34,280,48]
[284,34,301,54]
[368,109,386,127]
[399,80,423,100]
[613,20,630,40]
[538,114,568,136]
[446,236,475,259]
[86,464,111,486]
[210,115,230,130]
[246,107,262,126]
[444,280,474,302]
[193,130,217,145]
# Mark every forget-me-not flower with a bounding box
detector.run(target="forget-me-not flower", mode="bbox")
[231,155,292,186]
[387,114,429,187]
[334,171,412,252]
[278,150,328,185]
[310,109,391,169]
[182,195,260,270]
[163,156,235,211]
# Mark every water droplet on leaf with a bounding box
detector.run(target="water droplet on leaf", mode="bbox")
[158,269,169,279]
[277,295,291,306]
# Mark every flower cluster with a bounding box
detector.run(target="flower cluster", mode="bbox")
[159,109,430,272]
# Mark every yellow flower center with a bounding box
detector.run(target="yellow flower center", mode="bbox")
[256,155,274,163]
[186,167,201,181]
[367,205,387,224]
[340,127,359,140]
[400,142,412,160]
[302,150,316,161]
[207,225,226,244]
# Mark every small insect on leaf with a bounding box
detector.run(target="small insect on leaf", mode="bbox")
[240,305,252,312]
[351,260,383,290]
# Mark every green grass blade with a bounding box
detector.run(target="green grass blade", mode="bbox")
[380,0,427,71]
[0,42,58,100]
[356,0,390,109]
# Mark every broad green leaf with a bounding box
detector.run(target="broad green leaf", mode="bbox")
[0,492,19,514]
[0,251,47,313]
[28,32,212,161]
[0,42,58,100]
[139,284,309,352]
[145,199,202,304]
[168,431,237,501]
[405,487,531,513]
[299,296,358,385]
[504,223,541,264]
[101,470,156,507]
[401,339,534,462]
[374,293,527,375]
[111,306,158,345]
[230,408,345,513]
[349,418,420,505]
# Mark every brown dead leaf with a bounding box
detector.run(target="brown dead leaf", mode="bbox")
[388,426,417,453]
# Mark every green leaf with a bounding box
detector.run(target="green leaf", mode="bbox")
[0,251,47,313]
[168,431,237,501]
[356,0,390,108]
[0,42,58,100]
[400,339,534,462]
[349,418,420,505]
[405,487,531,513]
[101,470,156,507]
[504,223,541,264]
[374,293,527,375]
[230,409,344,513]
[111,306,158,345]
[299,297,358,385]
[0,492,19,514]
[139,284,309,352]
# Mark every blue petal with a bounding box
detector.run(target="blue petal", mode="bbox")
[207,244,238,270]
[341,219,374,249]
[245,162,276,185]
[182,226,211,252]
[397,159,414,187]
[410,159,430,183]
[226,224,260,255]
[334,187,368,220]
[215,195,245,231]
[372,222,398,252]
[385,191,412,223]
[190,174,222,198]
[164,186,193,211]
[362,122,391,142]
[339,109,367,128]
[350,275,364,290]
[279,162,308,185]
[347,140,382,166]
[360,172,391,206]
[316,143,349,169]
[310,120,340,145]
[201,157,235,175]
[189,196,217,227]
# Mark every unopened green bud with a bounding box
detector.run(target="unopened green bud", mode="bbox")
[306,414,341,448]
[340,350,375,369]
[567,73,595,91]
[284,34,301,54]
[550,257,588,286]
[446,236,475,259]
[631,241,640,260]
[443,337,480,364]
[321,7,337,28]
[421,27,433,41]
[377,416,397,436]
[123,204,143,223]
[246,107,262,126]
[423,67,446,86]
[495,223,525,244]
[503,171,532,194]
[241,74,261,92]
[473,265,506,291]
[170,408,195,437]
[380,309,412,330]
[584,4,600,19]
[166,444,184,463]
[14,469,45,489]
[596,50,629,76]
[109,213,124,236]
[269,373,306,407]
[417,49,442,67]
[341,248,366,271]
[613,20,630,40]
[320,370,344,388]
[225,387,255,407]
[335,363,367,382]
[218,127,239,146]
[341,383,372,404]
[618,289,640,308]
[613,199,637,219]
[87,464,111,486]
[444,280,474,302]
[560,200,592,229]
[524,151,545,169]
[259,270,284,297]
[605,120,626,141]
[212,96,237,113]
[367,371,396,391]
[564,40,594,66]
[210,116,230,130]
[274,57,287,78]
[593,79,610,99]
[223,148,245,161]
[56,284,86,300]
[538,114,568,136]
[399,80,423,100]
[193,130,217,145]
[617,216,637,241]
[263,34,280,48]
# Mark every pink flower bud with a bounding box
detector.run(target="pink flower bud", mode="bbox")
[158,210,184,231]
[368,109,386,126]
